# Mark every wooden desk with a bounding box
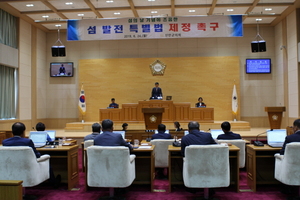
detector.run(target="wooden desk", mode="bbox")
[246,144,281,192]
[38,145,79,191]
[85,145,155,192]
[168,145,240,192]
[99,101,214,122]
[0,180,23,200]
[132,146,155,192]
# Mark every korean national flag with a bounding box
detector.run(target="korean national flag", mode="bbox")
[78,85,86,115]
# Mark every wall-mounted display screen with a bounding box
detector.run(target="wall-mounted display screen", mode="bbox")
[50,62,74,77]
[246,58,271,74]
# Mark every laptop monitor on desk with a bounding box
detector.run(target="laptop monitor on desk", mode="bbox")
[113,131,125,139]
[46,130,56,141]
[29,131,48,148]
[210,129,224,139]
[267,129,286,147]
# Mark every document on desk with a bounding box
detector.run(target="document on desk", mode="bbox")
[138,146,152,149]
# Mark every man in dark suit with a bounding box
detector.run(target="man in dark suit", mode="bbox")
[3,122,41,158]
[84,123,101,141]
[151,124,172,140]
[94,119,133,151]
[217,121,242,140]
[3,122,60,187]
[280,119,300,155]
[151,82,163,99]
[181,121,217,157]
[36,122,53,142]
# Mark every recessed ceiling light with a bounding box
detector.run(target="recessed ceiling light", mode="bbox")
[55,24,61,27]
[114,12,120,15]
[151,11,158,14]
[227,9,234,12]
[78,14,84,16]
[265,8,272,11]
[148,0,155,1]
[106,0,114,2]
[65,2,73,5]
[256,19,262,21]
[42,15,49,18]
[189,10,195,13]
[26,4,34,7]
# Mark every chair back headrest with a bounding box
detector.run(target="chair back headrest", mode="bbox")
[185,145,229,163]
[216,139,245,168]
[84,140,94,148]
[285,142,300,161]
[150,139,175,167]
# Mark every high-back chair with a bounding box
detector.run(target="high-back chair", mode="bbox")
[87,146,136,198]
[0,146,50,187]
[275,142,300,197]
[217,139,246,168]
[150,139,174,168]
[82,140,94,172]
[183,145,230,200]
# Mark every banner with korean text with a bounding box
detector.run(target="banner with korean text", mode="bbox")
[67,15,243,41]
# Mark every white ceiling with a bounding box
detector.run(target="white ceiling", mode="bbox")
[0,0,298,31]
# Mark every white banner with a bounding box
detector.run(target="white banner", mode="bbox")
[67,15,243,41]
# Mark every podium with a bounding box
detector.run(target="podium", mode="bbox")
[265,107,286,129]
[142,108,164,130]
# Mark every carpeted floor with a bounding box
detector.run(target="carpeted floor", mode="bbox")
[25,149,293,200]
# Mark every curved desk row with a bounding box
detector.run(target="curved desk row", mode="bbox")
[100,100,214,122]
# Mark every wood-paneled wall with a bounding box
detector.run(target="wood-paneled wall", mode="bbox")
[79,56,240,122]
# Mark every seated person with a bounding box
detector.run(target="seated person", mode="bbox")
[122,123,128,132]
[109,98,119,108]
[36,122,52,142]
[151,124,172,140]
[181,121,216,157]
[4,122,41,158]
[280,119,300,155]
[3,122,60,187]
[84,123,101,141]
[217,121,242,140]
[94,119,132,151]
[174,121,183,131]
[195,97,206,107]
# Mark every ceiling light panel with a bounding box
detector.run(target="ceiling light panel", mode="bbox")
[63,12,96,19]
[90,0,130,8]
[217,0,253,3]
[175,0,213,5]
[42,23,67,30]
[27,13,61,21]
[213,7,248,15]
[252,6,288,14]
[49,0,89,9]
[8,1,51,12]
[243,17,276,24]
[133,0,170,6]
[260,0,295,3]
[136,9,171,18]
[100,10,135,18]
[176,8,208,16]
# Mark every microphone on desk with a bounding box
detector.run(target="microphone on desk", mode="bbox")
[145,130,151,142]
[253,129,272,146]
